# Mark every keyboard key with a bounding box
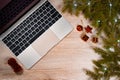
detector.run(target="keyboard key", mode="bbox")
[39,9,43,12]
[44,25,49,30]
[42,6,46,10]
[18,38,22,42]
[29,17,33,21]
[35,12,39,15]
[3,39,8,43]
[18,49,22,53]
[15,52,20,56]
[45,1,50,7]
[18,33,22,36]
[27,24,31,28]
[50,8,56,14]
[20,43,23,46]
[45,20,49,24]
[58,14,62,18]
[46,8,50,12]
[7,37,11,40]
[37,21,41,25]
[38,26,43,30]
[34,24,38,27]
[15,41,19,44]
[29,29,45,44]
[23,40,27,44]
[10,34,14,37]
[43,16,47,20]
[21,30,25,34]
[31,27,35,30]
[21,35,25,39]
[48,22,52,26]
[29,34,33,38]
[42,23,45,27]
[33,14,36,18]
[25,43,29,47]
[31,22,34,25]
[23,23,27,26]
[13,31,17,34]
[40,13,44,17]
[35,29,39,32]
[43,11,47,14]
[40,19,44,22]
[34,19,37,23]
[37,16,40,20]
[15,36,19,39]
[51,20,55,24]
[48,17,52,21]
[21,46,26,51]
[51,11,58,18]
[12,46,20,53]
[10,44,16,50]
[28,30,32,33]
[11,39,15,42]
[26,37,30,41]
[7,42,12,47]
[24,27,28,31]
[32,31,36,35]
[16,28,20,32]
[25,32,29,36]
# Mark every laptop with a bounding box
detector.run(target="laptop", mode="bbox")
[0,0,73,69]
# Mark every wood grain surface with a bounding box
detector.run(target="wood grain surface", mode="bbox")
[0,0,100,80]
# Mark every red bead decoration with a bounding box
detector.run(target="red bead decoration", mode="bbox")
[81,34,89,41]
[76,25,83,31]
[92,37,98,43]
[8,58,23,75]
[85,25,92,33]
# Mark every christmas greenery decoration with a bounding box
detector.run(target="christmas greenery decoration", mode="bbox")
[63,0,120,80]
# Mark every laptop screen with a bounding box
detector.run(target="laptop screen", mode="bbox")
[0,0,11,10]
[0,0,39,35]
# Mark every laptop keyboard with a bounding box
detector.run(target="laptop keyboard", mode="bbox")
[2,1,62,56]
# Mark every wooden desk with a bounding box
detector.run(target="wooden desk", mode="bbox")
[0,0,99,80]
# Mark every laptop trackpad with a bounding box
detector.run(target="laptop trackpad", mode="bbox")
[17,45,41,69]
[31,29,60,57]
[50,17,73,40]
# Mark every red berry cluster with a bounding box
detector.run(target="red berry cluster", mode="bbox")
[76,24,98,43]
[7,58,23,75]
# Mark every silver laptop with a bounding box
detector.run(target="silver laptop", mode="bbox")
[0,0,73,69]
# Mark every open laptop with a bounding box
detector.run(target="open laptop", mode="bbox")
[0,0,73,69]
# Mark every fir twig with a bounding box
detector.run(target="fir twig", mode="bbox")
[63,0,120,80]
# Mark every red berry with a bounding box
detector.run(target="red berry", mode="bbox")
[92,37,98,43]
[8,58,23,75]
[76,25,83,31]
[85,25,92,33]
[81,34,89,41]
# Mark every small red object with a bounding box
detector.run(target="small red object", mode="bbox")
[76,25,83,31]
[92,37,98,43]
[7,58,23,75]
[81,34,89,41]
[85,25,92,33]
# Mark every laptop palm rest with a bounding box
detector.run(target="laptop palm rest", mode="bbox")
[17,45,40,69]
[32,29,60,56]
[17,29,60,69]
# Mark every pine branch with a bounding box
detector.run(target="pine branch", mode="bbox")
[62,0,120,80]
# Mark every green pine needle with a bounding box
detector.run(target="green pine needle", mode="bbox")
[63,0,120,80]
